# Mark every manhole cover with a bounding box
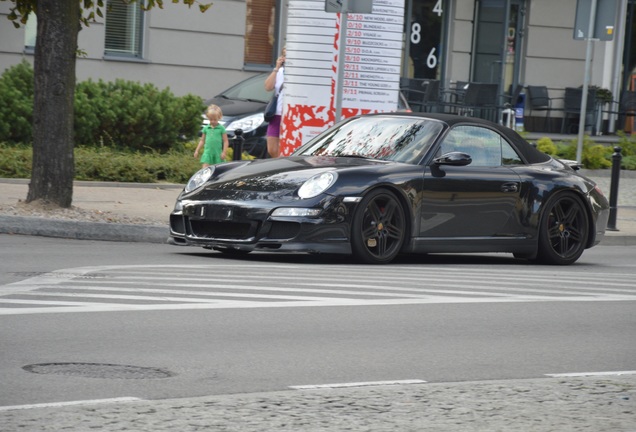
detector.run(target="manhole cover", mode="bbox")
[23,363,175,379]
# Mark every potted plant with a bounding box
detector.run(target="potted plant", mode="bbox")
[587,85,613,134]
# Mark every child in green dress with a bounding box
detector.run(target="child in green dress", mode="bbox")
[194,104,229,167]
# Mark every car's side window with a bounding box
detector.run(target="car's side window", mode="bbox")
[437,125,522,167]
[502,141,523,165]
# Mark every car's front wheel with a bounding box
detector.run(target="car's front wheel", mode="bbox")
[351,189,406,264]
[536,192,589,265]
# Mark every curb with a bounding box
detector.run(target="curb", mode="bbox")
[0,215,169,244]
[1,215,635,246]
[601,234,636,246]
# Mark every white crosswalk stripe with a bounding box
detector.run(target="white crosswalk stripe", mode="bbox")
[1,264,635,315]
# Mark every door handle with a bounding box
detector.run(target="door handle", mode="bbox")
[501,182,519,193]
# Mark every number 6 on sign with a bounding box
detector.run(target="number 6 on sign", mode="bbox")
[427,47,437,69]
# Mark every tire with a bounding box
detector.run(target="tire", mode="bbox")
[535,192,589,265]
[351,189,406,264]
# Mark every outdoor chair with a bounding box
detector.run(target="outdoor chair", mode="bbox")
[603,90,636,132]
[500,84,524,110]
[526,85,563,132]
[400,78,441,112]
[442,82,498,121]
[472,83,499,122]
[440,81,469,109]
[440,82,478,116]
[561,87,597,134]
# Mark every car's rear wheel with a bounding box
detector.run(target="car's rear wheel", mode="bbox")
[536,192,589,265]
[351,189,406,264]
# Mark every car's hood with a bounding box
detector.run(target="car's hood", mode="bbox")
[203,96,266,117]
[183,156,393,201]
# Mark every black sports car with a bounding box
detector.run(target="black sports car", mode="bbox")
[169,113,609,265]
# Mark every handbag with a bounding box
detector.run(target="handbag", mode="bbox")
[264,93,278,122]
[264,82,284,122]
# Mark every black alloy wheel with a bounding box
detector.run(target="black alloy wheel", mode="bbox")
[536,192,589,265]
[351,189,406,264]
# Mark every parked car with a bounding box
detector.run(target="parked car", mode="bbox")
[202,74,412,159]
[171,112,609,264]
[202,73,271,159]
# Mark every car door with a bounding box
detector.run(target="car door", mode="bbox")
[418,125,524,239]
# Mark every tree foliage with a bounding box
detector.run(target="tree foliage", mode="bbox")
[3,0,213,28]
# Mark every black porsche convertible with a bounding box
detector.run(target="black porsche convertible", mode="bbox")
[169,113,609,265]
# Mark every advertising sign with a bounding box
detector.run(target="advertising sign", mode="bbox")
[281,0,405,156]
[325,0,373,13]
[573,0,618,41]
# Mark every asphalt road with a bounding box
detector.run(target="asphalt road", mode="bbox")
[0,235,635,431]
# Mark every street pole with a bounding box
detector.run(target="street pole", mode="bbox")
[608,0,628,134]
[334,0,349,123]
[576,0,597,164]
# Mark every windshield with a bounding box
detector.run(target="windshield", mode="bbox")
[294,116,444,164]
[220,73,270,103]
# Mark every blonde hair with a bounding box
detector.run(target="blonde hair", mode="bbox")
[206,104,223,120]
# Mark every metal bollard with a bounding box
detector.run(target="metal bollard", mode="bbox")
[232,129,244,161]
[606,146,622,231]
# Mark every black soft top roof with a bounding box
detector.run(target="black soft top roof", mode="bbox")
[367,112,552,165]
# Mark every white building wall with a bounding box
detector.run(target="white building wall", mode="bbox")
[524,0,614,108]
[446,0,475,87]
[0,1,255,99]
[0,0,622,110]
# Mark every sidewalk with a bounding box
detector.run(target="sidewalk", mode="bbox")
[1,374,635,431]
[0,171,635,245]
[0,179,180,243]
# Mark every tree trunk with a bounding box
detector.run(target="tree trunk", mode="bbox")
[27,0,80,208]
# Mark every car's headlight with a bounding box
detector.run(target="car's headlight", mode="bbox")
[298,172,337,199]
[226,113,265,134]
[271,208,322,217]
[185,167,214,193]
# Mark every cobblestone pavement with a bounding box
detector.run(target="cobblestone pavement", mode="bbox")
[1,375,635,431]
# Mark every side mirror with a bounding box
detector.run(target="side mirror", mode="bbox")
[433,151,472,166]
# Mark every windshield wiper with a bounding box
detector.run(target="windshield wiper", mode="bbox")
[336,154,367,159]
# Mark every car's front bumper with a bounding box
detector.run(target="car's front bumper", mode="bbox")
[169,198,353,254]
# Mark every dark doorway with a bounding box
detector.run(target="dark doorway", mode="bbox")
[472,0,525,96]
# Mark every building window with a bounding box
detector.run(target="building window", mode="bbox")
[244,0,277,67]
[105,0,144,58]
[24,13,37,49]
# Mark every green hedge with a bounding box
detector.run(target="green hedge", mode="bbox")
[74,79,203,152]
[0,61,204,152]
[0,141,256,183]
[535,134,636,170]
[0,61,34,143]
[0,142,202,184]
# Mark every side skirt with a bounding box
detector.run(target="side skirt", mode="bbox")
[407,236,535,254]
